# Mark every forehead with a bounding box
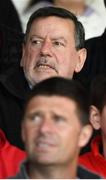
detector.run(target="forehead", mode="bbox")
[69,0,84,2]
[26,95,77,114]
[24,96,82,126]
[29,16,75,37]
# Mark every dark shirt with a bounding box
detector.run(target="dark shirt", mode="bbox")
[9,160,101,179]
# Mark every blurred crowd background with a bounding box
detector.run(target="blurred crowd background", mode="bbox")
[10,0,106,39]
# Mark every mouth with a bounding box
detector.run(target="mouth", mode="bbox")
[35,140,56,152]
[37,142,50,148]
[35,63,58,73]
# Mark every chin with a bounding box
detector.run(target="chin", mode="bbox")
[32,156,55,165]
[36,74,58,83]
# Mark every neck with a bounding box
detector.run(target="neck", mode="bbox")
[28,162,77,179]
[54,0,86,16]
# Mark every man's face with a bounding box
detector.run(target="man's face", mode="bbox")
[22,95,87,165]
[21,16,86,86]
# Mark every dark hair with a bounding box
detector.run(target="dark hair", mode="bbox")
[28,0,53,8]
[90,74,106,113]
[24,77,89,125]
[104,0,106,8]
[25,6,85,50]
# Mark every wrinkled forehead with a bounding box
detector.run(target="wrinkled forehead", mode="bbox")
[31,16,74,29]
[29,16,75,38]
[25,95,77,113]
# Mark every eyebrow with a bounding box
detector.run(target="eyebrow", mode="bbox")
[52,37,67,43]
[30,35,67,43]
[30,35,43,39]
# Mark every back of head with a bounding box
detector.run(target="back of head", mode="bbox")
[90,74,106,112]
[25,77,89,125]
[25,6,85,50]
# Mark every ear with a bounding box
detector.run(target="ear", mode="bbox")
[78,124,93,148]
[20,43,25,67]
[90,105,101,130]
[75,48,87,73]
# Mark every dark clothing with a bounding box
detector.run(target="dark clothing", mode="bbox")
[10,160,101,179]
[76,29,106,88]
[0,0,22,32]
[0,64,30,149]
[0,64,84,150]
[75,29,106,154]
[0,26,25,149]
[0,25,24,73]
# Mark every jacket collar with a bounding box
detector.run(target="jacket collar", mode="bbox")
[18,160,101,179]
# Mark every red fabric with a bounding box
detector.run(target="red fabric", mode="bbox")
[0,129,26,178]
[79,135,106,178]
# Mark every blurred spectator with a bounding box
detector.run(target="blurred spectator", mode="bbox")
[76,0,106,90]
[0,0,22,32]
[75,0,106,157]
[54,0,106,39]
[0,25,23,73]
[79,74,106,178]
[14,0,106,39]
[12,0,53,32]
[0,0,23,73]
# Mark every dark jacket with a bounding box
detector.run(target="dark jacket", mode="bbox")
[0,0,22,32]
[10,160,101,179]
[0,25,24,73]
[74,30,106,155]
[0,64,30,149]
[75,29,106,89]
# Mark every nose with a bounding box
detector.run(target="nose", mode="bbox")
[40,39,52,56]
[39,118,54,134]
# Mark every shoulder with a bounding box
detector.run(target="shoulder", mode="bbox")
[77,165,101,179]
[0,64,28,101]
